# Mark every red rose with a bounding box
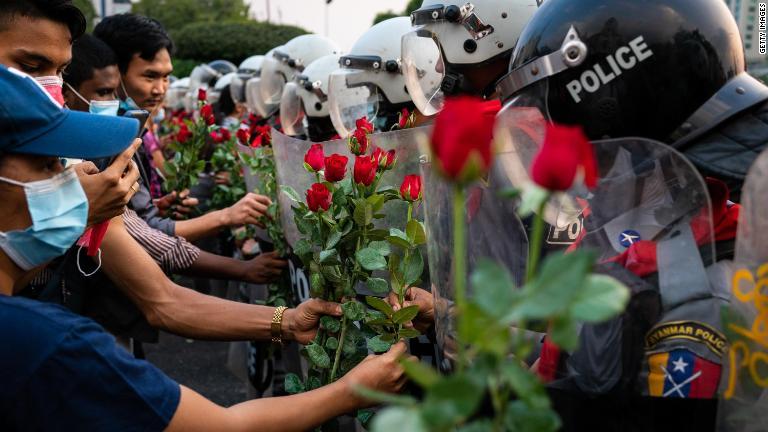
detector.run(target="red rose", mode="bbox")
[372,147,396,171]
[399,174,422,202]
[236,128,251,146]
[349,127,370,155]
[255,125,272,146]
[176,124,192,143]
[248,113,261,125]
[210,130,224,143]
[324,154,348,182]
[304,143,325,172]
[200,104,215,126]
[430,96,496,184]
[398,108,410,129]
[356,117,374,133]
[353,155,377,186]
[220,128,231,141]
[306,183,332,212]
[531,123,597,192]
[198,88,207,102]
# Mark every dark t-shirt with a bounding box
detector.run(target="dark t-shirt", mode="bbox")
[0,295,180,431]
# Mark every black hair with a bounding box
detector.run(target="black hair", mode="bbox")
[93,13,174,73]
[63,34,118,89]
[0,0,86,40]
[215,85,237,122]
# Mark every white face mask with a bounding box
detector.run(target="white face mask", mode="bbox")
[64,82,120,116]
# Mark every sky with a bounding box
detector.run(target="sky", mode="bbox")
[246,0,411,51]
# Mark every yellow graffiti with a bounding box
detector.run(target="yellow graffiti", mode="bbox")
[725,263,768,399]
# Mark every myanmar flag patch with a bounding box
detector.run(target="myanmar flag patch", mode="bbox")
[647,349,721,398]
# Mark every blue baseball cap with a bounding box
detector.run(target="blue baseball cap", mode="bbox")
[0,65,139,158]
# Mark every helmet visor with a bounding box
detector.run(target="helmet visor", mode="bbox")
[279,82,306,137]
[246,77,277,118]
[165,87,187,110]
[328,69,380,138]
[189,64,219,93]
[402,30,445,116]
[260,56,291,107]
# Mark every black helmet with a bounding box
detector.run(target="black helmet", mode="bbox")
[497,0,750,144]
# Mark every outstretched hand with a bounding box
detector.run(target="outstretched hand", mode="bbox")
[283,299,343,345]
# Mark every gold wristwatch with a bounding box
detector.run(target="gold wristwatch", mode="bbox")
[271,306,288,344]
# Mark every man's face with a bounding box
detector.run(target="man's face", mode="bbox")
[122,48,173,111]
[0,15,71,77]
[64,65,120,112]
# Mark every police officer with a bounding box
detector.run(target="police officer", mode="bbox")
[328,17,419,137]
[280,54,341,142]
[493,0,763,429]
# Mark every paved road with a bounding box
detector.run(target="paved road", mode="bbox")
[144,331,248,407]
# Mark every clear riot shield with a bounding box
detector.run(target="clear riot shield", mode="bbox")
[422,152,530,364]
[717,149,768,431]
[496,107,725,429]
[272,127,426,248]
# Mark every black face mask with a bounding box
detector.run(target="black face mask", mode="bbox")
[306,116,338,142]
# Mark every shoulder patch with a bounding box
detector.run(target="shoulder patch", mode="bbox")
[645,320,727,357]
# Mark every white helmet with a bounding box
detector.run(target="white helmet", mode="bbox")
[209,72,237,104]
[329,17,416,138]
[280,54,341,137]
[231,55,265,104]
[166,77,190,111]
[403,0,540,115]
[259,34,341,116]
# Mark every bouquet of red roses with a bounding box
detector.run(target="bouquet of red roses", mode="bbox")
[280,118,427,403]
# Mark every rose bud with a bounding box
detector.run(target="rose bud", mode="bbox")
[349,127,370,155]
[430,96,497,184]
[200,104,215,126]
[236,128,251,146]
[306,183,332,212]
[356,117,374,133]
[324,154,349,182]
[353,155,377,186]
[304,143,325,172]
[531,123,597,192]
[372,147,397,171]
[197,88,207,102]
[176,124,192,143]
[399,174,422,202]
[398,108,410,129]
[220,128,231,142]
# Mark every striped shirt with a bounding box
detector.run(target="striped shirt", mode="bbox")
[122,208,200,273]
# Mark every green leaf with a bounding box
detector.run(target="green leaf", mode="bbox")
[319,249,340,265]
[306,376,321,391]
[306,342,330,369]
[570,274,630,322]
[342,300,366,321]
[501,361,545,404]
[366,277,390,294]
[366,295,394,316]
[392,305,420,325]
[325,336,339,350]
[367,335,393,353]
[281,185,301,203]
[326,228,343,250]
[284,373,305,394]
[387,228,412,249]
[370,407,426,432]
[293,239,312,257]
[398,327,421,339]
[549,315,579,351]
[356,247,387,271]
[368,240,391,257]
[422,373,485,428]
[354,386,417,407]
[320,316,341,333]
[517,183,549,217]
[400,252,424,286]
[310,272,324,297]
[406,219,427,245]
[366,193,386,212]
[470,260,516,319]
[504,400,561,432]
[357,409,374,426]
[353,199,373,226]
[507,251,595,322]
[400,358,439,389]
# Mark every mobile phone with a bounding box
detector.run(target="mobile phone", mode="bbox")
[123,109,150,139]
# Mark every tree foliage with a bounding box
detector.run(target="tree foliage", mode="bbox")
[173,20,307,65]
[373,11,399,25]
[72,0,97,31]
[132,0,248,33]
[372,0,422,25]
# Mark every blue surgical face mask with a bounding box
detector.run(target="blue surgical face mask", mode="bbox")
[153,107,166,123]
[0,169,89,270]
[119,79,141,111]
[64,82,120,116]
